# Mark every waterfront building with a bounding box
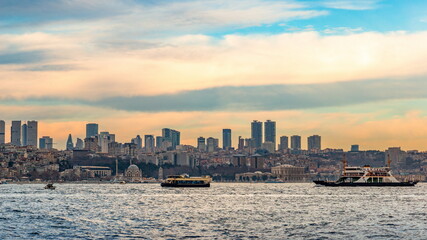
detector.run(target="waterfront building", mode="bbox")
[39,136,53,149]
[251,120,262,148]
[75,166,112,178]
[271,164,307,182]
[21,123,27,146]
[86,123,99,138]
[66,134,74,150]
[279,136,289,150]
[264,120,276,151]
[125,164,143,182]
[11,120,21,146]
[0,120,5,144]
[351,145,360,152]
[290,135,301,151]
[75,138,84,150]
[222,129,232,150]
[197,136,206,152]
[144,135,155,152]
[26,120,38,147]
[308,135,321,151]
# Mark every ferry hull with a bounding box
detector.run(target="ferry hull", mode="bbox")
[161,182,210,187]
[314,180,417,187]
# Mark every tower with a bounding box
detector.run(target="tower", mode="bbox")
[27,120,38,147]
[66,134,74,150]
[307,135,321,151]
[290,135,301,151]
[11,120,21,146]
[264,120,276,150]
[251,120,262,148]
[21,123,27,146]
[222,129,232,150]
[86,123,99,138]
[0,120,5,144]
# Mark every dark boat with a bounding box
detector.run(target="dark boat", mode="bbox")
[161,175,211,187]
[314,155,418,187]
[44,183,56,190]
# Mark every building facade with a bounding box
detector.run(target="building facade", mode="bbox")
[251,120,262,148]
[222,129,232,150]
[307,135,321,151]
[0,120,5,144]
[279,136,289,150]
[11,120,21,146]
[27,120,38,147]
[271,164,307,182]
[290,135,301,151]
[86,123,99,138]
[264,120,276,151]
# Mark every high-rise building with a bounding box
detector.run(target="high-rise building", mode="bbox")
[262,141,275,153]
[98,131,113,153]
[162,128,180,149]
[307,135,321,151]
[27,120,38,147]
[144,135,155,152]
[206,137,218,152]
[86,123,99,138]
[0,120,5,144]
[222,129,232,150]
[39,136,53,150]
[66,134,74,150]
[132,135,142,149]
[197,137,206,152]
[156,136,163,148]
[290,135,301,151]
[238,136,244,150]
[84,136,98,152]
[279,136,289,150]
[21,123,27,146]
[75,138,84,150]
[264,120,276,151]
[351,145,359,152]
[251,120,262,148]
[11,120,21,146]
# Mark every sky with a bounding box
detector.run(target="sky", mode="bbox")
[1,0,427,150]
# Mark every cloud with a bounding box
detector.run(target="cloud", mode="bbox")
[321,0,382,10]
[0,50,50,64]
[3,77,427,112]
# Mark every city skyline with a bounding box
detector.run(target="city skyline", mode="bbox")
[1,1,427,150]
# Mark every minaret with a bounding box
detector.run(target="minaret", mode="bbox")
[158,167,163,180]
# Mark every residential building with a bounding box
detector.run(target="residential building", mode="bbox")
[11,120,21,146]
[251,120,262,148]
[279,136,289,150]
[197,137,206,152]
[290,135,301,151]
[308,135,321,151]
[27,120,38,147]
[0,120,5,144]
[86,123,98,138]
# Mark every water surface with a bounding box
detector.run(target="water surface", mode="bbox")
[1,183,426,239]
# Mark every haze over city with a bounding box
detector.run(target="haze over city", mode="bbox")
[2,0,427,150]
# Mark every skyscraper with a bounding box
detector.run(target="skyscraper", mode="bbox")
[162,128,180,149]
[75,138,84,150]
[251,120,262,148]
[132,135,142,149]
[11,120,21,146]
[39,136,53,150]
[264,120,276,151]
[238,136,244,150]
[86,123,99,138]
[0,120,5,144]
[207,137,218,152]
[156,136,163,148]
[21,123,27,146]
[66,134,74,150]
[307,135,321,151]
[222,129,232,150]
[197,137,206,151]
[27,120,38,147]
[279,136,289,150]
[290,135,301,151]
[145,135,155,152]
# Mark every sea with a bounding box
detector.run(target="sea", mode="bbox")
[1,183,426,240]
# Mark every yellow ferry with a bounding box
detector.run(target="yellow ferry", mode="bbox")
[161,174,211,187]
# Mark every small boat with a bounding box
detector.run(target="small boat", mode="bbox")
[44,183,56,190]
[314,155,418,187]
[161,175,211,187]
